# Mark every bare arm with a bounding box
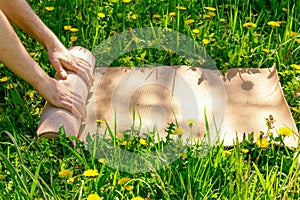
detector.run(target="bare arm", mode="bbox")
[0,0,58,49]
[0,0,93,87]
[0,9,85,119]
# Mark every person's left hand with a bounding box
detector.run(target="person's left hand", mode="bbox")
[47,43,93,88]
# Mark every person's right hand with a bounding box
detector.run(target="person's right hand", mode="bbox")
[46,42,93,88]
[36,77,86,120]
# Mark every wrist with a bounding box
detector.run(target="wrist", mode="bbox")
[29,64,53,91]
[44,34,61,51]
[34,75,55,96]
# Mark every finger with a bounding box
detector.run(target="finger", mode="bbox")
[78,58,93,83]
[72,58,93,87]
[59,94,86,120]
[61,59,93,88]
[51,59,68,80]
[76,62,93,88]
[78,57,91,68]
[59,99,82,120]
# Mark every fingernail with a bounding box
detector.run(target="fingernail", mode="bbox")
[62,71,68,78]
[60,72,67,79]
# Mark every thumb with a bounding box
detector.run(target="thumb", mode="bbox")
[51,59,68,79]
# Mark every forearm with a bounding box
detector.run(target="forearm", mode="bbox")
[0,0,59,50]
[0,9,49,88]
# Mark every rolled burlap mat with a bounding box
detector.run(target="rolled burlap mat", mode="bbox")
[36,46,95,139]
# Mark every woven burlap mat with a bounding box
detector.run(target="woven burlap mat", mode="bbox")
[78,65,298,148]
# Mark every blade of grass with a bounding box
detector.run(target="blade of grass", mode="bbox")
[29,162,43,199]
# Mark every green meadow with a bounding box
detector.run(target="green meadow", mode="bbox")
[0,0,300,199]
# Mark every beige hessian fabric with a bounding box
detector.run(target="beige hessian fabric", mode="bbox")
[80,65,298,148]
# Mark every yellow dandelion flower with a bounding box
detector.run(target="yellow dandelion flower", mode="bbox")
[33,107,40,115]
[219,18,226,23]
[0,76,9,82]
[203,14,212,19]
[291,64,300,70]
[153,13,161,18]
[204,6,216,11]
[95,119,105,124]
[64,25,72,30]
[70,36,78,42]
[120,140,127,146]
[256,133,269,148]
[243,22,257,29]
[122,0,131,3]
[208,12,216,17]
[98,158,105,163]
[192,29,200,34]
[187,119,196,125]
[68,177,75,183]
[173,127,186,135]
[45,6,54,11]
[118,177,130,185]
[83,169,99,177]
[257,138,269,148]
[70,28,79,32]
[87,193,102,200]
[282,8,288,12]
[185,19,195,25]
[58,169,73,178]
[296,38,300,44]
[131,197,144,200]
[126,185,134,191]
[176,6,187,10]
[186,119,196,128]
[223,150,231,156]
[5,83,18,89]
[241,148,249,153]
[131,14,138,20]
[278,127,294,136]
[29,52,36,57]
[98,13,105,18]
[139,138,147,145]
[176,152,187,159]
[202,39,210,45]
[289,31,297,37]
[262,49,270,53]
[169,12,176,17]
[61,163,66,169]
[267,21,281,28]
[21,146,25,150]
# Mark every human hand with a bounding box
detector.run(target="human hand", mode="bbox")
[47,43,93,88]
[36,77,86,120]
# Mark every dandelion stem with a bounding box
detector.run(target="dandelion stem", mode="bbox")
[268,28,274,50]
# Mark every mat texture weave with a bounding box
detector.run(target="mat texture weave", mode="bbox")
[37,63,299,148]
[81,65,298,147]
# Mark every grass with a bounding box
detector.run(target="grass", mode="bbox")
[0,0,300,199]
